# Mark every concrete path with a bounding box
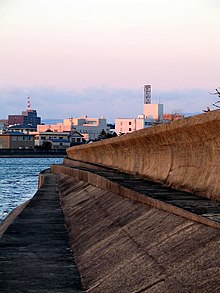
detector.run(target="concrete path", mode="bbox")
[0,173,83,293]
[66,163,220,225]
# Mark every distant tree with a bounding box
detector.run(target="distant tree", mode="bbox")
[98,129,107,140]
[163,109,184,122]
[105,132,117,139]
[42,140,52,150]
[98,129,118,140]
[107,123,115,129]
[210,88,220,109]
[171,109,184,120]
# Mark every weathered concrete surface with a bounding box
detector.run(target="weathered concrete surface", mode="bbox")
[51,163,220,229]
[58,174,220,293]
[0,200,30,238]
[66,110,220,200]
[0,173,83,292]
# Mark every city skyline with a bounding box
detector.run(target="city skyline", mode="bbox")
[1,0,220,122]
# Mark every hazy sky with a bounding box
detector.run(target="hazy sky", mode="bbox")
[1,0,220,122]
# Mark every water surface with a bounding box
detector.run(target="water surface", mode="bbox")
[0,158,63,222]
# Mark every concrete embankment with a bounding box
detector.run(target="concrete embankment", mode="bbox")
[1,163,220,292]
[0,172,83,292]
[57,174,220,293]
[51,162,220,229]
[1,110,220,292]
[66,110,220,201]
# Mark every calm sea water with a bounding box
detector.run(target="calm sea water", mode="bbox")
[0,157,63,223]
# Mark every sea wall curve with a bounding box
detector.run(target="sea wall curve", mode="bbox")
[66,110,220,200]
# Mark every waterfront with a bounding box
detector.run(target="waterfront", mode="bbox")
[0,157,63,223]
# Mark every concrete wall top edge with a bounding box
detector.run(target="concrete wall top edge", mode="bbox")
[66,110,220,154]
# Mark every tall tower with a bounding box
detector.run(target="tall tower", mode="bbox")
[144,85,151,104]
[27,97,31,111]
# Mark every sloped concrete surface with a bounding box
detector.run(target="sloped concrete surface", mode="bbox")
[58,174,220,293]
[52,162,220,228]
[0,173,83,293]
[66,110,220,200]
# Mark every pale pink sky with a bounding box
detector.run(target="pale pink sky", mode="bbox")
[0,0,220,121]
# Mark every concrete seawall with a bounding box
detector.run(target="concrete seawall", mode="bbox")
[3,170,219,292]
[57,174,220,292]
[51,163,220,229]
[66,110,220,200]
[2,110,220,292]
[0,172,83,292]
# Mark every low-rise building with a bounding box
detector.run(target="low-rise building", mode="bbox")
[115,114,152,134]
[8,124,37,133]
[37,115,108,141]
[143,103,164,121]
[46,138,70,149]
[0,132,35,149]
[34,130,84,149]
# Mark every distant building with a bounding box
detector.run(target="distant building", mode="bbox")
[163,113,184,122]
[8,115,24,126]
[143,85,163,120]
[0,120,8,134]
[8,124,37,133]
[115,85,164,135]
[143,104,163,121]
[0,119,8,127]
[22,109,41,127]
[8,97,41,127]
[34,130,84,149]
[70,131,84,145]
[115,114,152,134]
[0,132,35,149]
[37,115,108,141]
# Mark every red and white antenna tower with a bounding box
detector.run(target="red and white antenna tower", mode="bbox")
[27,96,31,111]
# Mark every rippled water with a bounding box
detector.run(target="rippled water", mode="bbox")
[0,158,63,223]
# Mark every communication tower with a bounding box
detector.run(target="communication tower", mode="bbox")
[144,85,151,104]
[27,97,31,111]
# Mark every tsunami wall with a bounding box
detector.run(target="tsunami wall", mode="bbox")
[66,110,220,201]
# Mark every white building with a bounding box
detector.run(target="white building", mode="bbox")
[34,130,84,149]
[34,131,70,149]
[143,104,163,120]
[37,115,108,141]
[115,85,164,135]
[115,114,152,134]
[143,84,163,120]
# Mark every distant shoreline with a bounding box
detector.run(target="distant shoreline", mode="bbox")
[0,149,66,158]
[0,155,66,158]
